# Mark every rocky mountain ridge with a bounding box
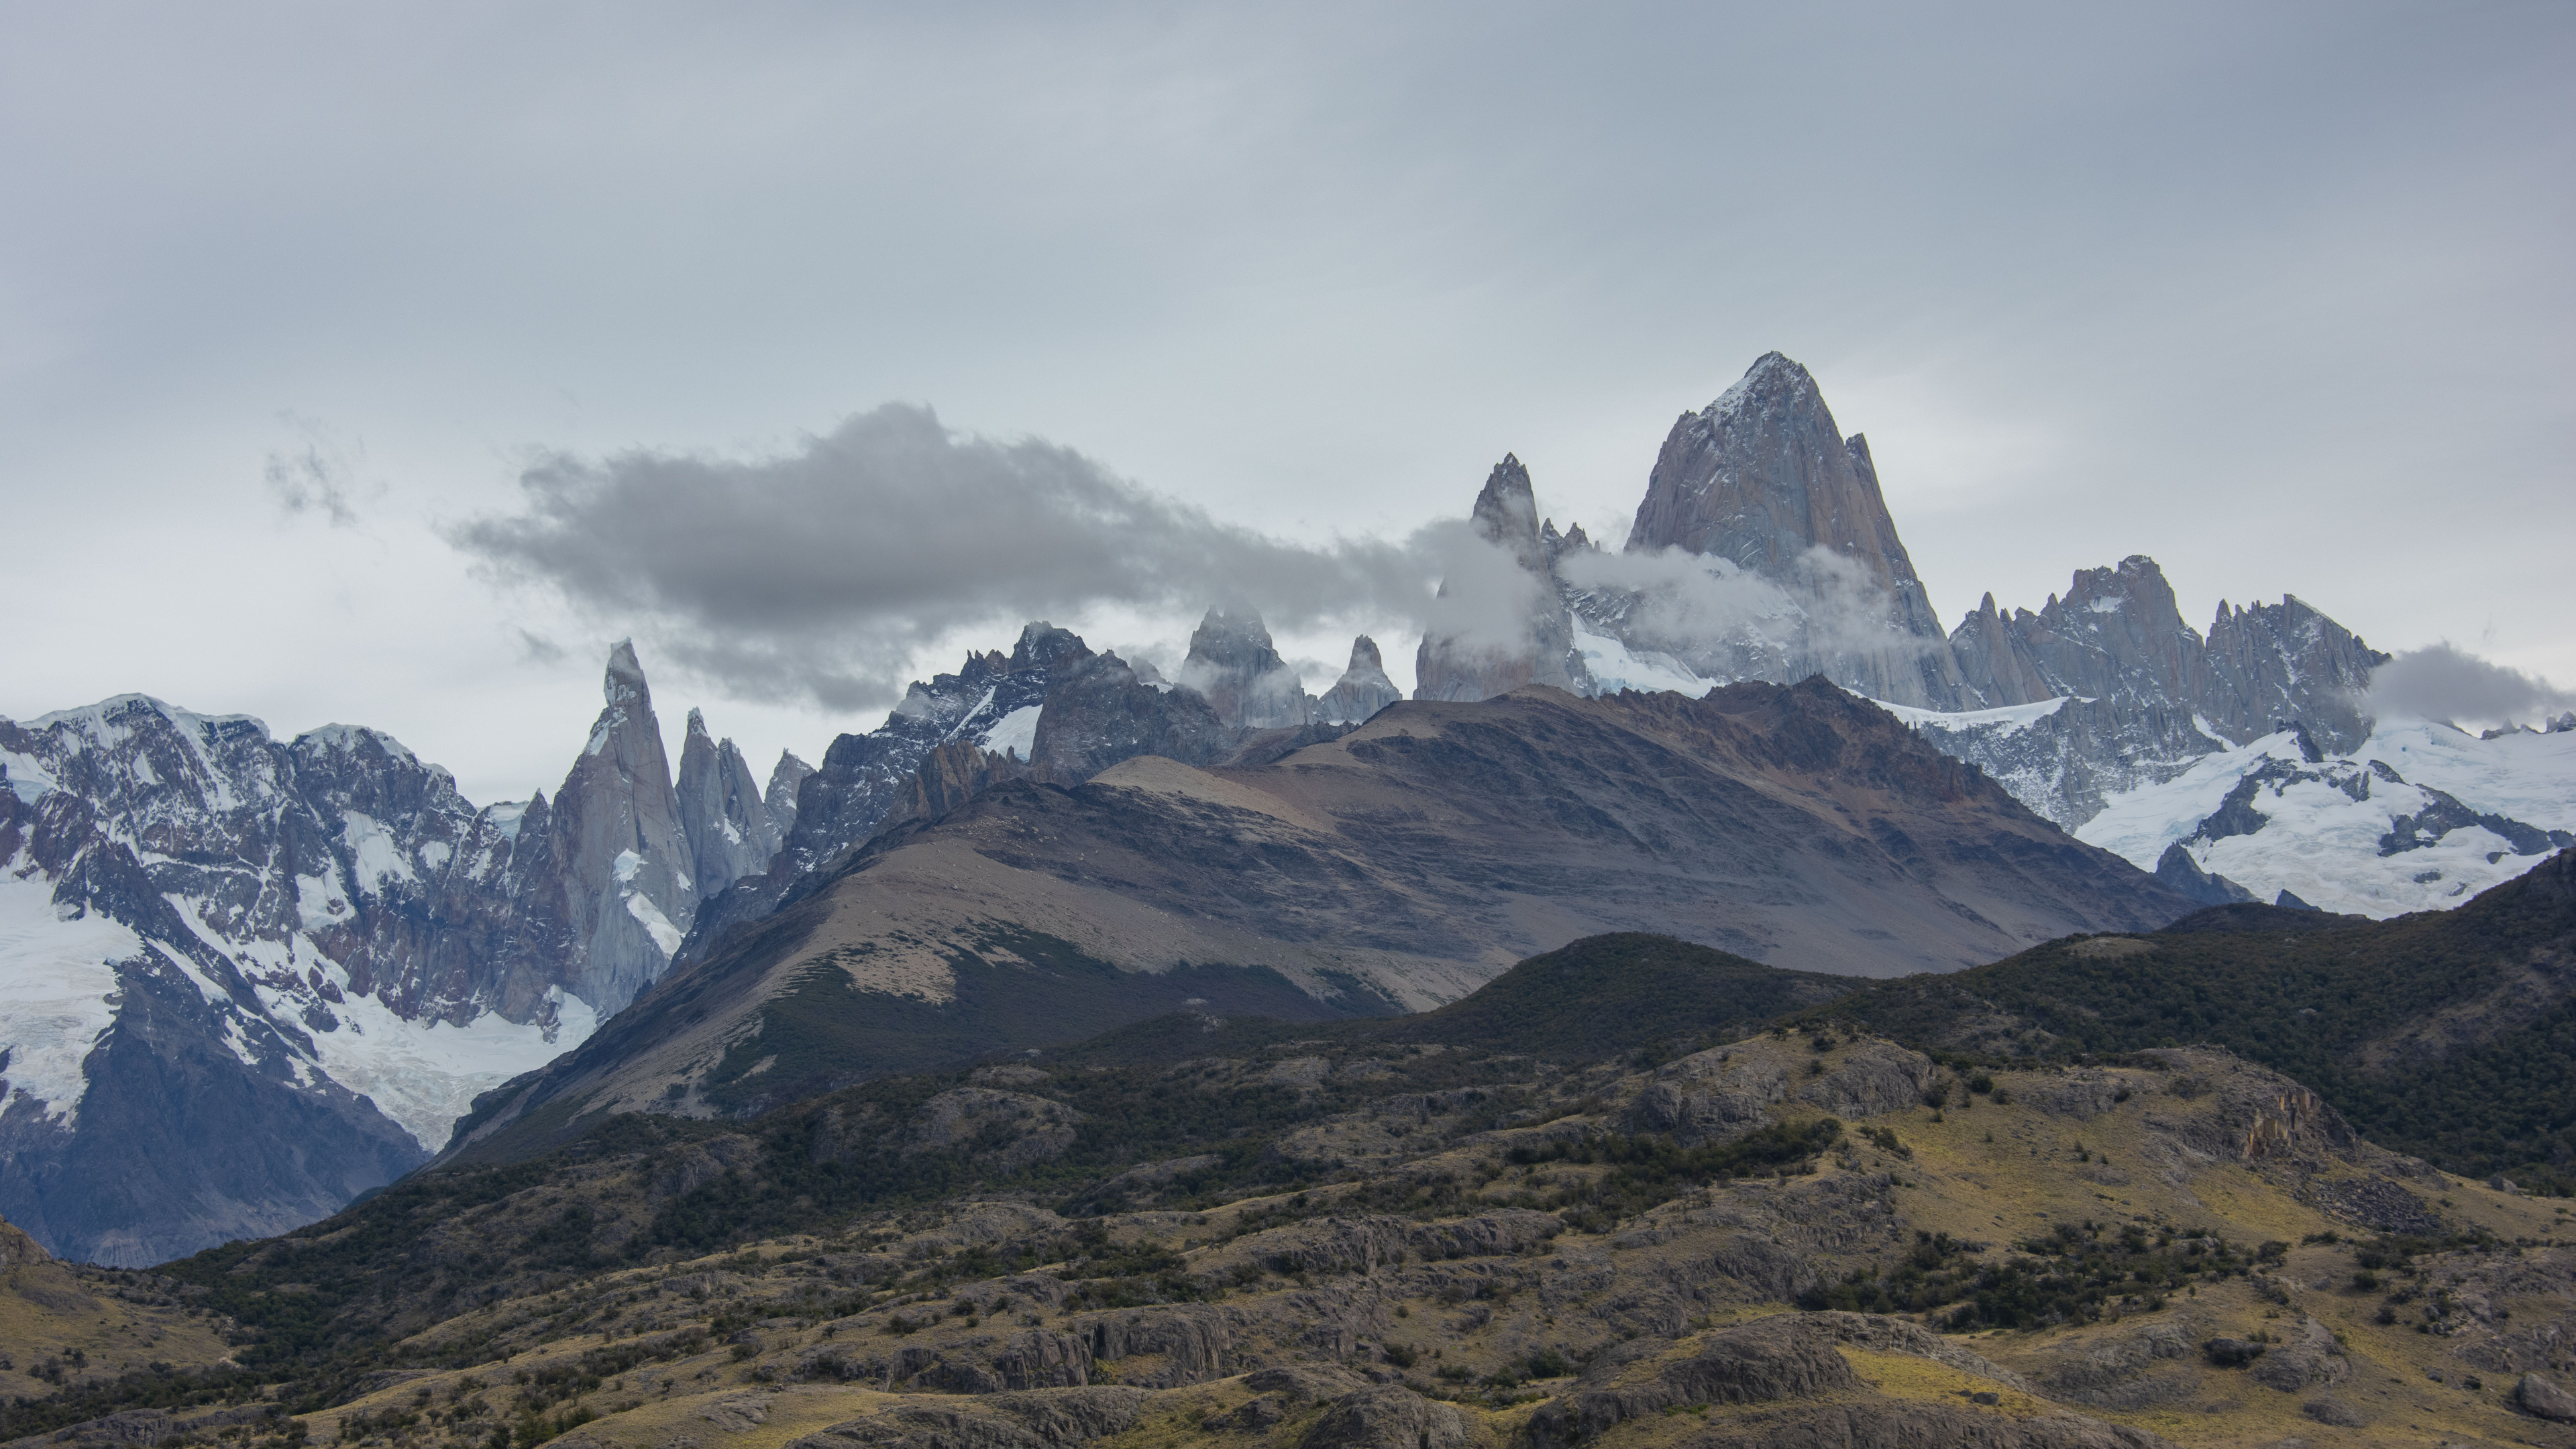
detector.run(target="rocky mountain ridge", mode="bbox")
[1415,356,2395,841]
[0,647,794,1264]
[437,678,2190,1167]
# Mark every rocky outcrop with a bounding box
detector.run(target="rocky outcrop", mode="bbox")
[0,1215,52,1266]
[1177,606,1313,729]
[2153,842,2257,905]
[782,1386,1146,1449]
[1027,647,1231,784]
[1525,1316,1861,1446]
[1415,455,1593,702]
[1296,1387,1466,1449]
[676,709,784,901]
[1314,637,1402,723]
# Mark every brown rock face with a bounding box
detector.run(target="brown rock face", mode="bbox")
[1623,354,1962,707]
[1415,455,1592,702]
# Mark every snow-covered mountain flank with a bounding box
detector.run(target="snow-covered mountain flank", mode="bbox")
[0,647,798,1263]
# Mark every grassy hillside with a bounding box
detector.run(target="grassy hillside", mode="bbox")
[1809,848,2576,1192]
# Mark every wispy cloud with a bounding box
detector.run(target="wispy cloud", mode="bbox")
[2368,642,2573,728]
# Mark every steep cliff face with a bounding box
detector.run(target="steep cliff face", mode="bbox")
[676,710,782,902]
[1622,354,1962,708]
[1415,456,1593,702]
[1314,636,1403,724]
[1177,607,1313,729]
[2200,594,2384,751]
[761,749,813,843]
[545,643,698,1015]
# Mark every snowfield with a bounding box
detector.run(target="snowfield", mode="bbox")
[2077,719,2576,917]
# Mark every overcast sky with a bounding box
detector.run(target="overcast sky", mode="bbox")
[4,2,2570,805]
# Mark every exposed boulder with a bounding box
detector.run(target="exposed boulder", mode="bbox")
[2520,1371,2576,1422]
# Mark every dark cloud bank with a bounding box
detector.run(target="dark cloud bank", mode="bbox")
[452,405,1516,709]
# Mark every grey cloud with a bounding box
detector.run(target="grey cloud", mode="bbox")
[2368,643,2573,728]
[513,629,568,667]
[451,404,1515,710]
[1558,544,1935,661]
[264,421,372,528]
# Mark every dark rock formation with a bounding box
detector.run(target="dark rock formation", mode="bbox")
[1026,647,1230,785]
[1924,558,2393,827]
[2153,842,2257,906]
[681,624,1085,961]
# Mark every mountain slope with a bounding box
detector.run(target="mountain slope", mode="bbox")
[437,679,2190,1164]
[1809,846,2576,1190]
[17,932,2565,1449]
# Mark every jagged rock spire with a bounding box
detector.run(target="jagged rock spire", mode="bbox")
[1316,636,1403,724]
[676,706,783,901]
[1179,604,1314,729]
[1623,353,1964,708]
[1416,456,1593,702]
[545,640,696,1013]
